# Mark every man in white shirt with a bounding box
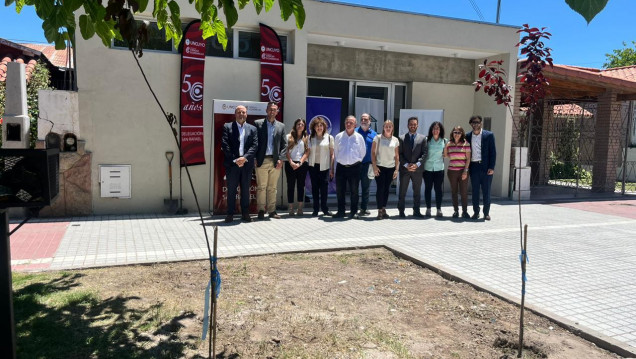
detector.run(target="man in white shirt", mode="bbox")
[221,105,258,223]
[331,116,367,219]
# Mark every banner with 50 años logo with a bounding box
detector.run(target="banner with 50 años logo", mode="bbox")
[259,23,284,120]
[179,20,206,166]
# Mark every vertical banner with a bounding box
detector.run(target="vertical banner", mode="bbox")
[179,20,206,166]
[212,100,268,214]
[259,23,284,120]
[306,96,342,194]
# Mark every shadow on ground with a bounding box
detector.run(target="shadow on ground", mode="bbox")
[13,273,209,358]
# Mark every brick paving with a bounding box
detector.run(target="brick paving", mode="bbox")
[8,198,636,356]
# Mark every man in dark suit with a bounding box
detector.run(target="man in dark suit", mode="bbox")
[254,102,287,220]
[398,116,428,217]
[466,115,496,220]
[221,105,258,223]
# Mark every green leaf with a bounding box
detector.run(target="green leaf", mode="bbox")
[42,18,59,42]
[278,0,291,21]
[153,0,167,17]
[237,0,249,9]
[137,0,149,12]
[212,18,227,49]
[264,0,273,12]
[34,0,55,19]
[565,0,609,23]
[252,0,263,14]
[291,0,305,29]
[6,0,17,8]
[62,0,83,12]
[94,20,115,47]
[54,32,67,50]
[219,0,238,28]
[79,14,95,39]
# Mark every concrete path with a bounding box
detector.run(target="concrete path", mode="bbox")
[9,198,636,357]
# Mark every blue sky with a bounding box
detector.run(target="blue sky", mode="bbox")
[1,0,634,68]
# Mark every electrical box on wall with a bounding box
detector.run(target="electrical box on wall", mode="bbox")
[99,165,131,198]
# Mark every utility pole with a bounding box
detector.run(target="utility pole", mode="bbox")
[496,0,502,23]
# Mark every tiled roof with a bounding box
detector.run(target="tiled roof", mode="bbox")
[545,63,636,93]
[19,43,73,68]
[0,55,38,82]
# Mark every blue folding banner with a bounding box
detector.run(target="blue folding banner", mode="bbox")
[306,96,342,194]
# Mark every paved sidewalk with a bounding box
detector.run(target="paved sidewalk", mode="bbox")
[9,198,636,356]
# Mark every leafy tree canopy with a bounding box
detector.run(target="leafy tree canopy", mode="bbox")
[603,41,636,68]
[6,0,305,56]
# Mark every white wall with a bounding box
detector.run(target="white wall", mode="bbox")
[411,82,475,128]
[38,90,80,139]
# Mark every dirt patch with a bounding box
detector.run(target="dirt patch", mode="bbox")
[52,248,619,358]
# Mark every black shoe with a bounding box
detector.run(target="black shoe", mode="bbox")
[360,209,371,216]
[258,210,265,220]
[333,212,345,218]
[452,211,459,218]
[323,210,334,216]
[382,211,390,219]
[312,211,319,217]
[348,213,360,219]
[484,215,491,221]
[462,212,470,219]
[471,213,480,219]
[224,215,233,223]
[241,214,253,222]
[269,212,281,219]
[413,211,424,218]
[398,211,406,218]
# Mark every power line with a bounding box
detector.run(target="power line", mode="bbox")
[467,0,485,21]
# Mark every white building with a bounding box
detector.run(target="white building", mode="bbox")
[74,0,519,214]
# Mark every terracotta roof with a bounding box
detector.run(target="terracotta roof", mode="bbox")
[19,43,73,68]
[544,63,636,93]
[0,55,38,82]
[553,104,594,118]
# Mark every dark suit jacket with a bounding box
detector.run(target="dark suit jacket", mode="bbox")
[254,118,287,167]
[221,121,258,168]
[466,129,496,171]
[398,133,427,174]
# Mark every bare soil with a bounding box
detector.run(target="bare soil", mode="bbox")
[69,248,619,358]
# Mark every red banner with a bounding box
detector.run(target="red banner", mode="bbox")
[179,20,206,166]
[259,23,284,121]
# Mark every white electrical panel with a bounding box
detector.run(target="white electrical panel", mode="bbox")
[99,165,131,198]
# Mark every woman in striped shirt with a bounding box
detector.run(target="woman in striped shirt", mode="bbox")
[444,126,471,219]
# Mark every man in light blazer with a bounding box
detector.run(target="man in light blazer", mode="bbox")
[221,105,258,223]
[254,102,287,220]
[466,115,496,220]
[398,116,428,217]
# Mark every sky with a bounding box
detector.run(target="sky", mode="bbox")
[1,0,634,68]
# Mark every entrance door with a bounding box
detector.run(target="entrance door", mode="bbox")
[354,82,390,133]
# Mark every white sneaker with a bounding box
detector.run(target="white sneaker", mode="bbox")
[436,209,443,217]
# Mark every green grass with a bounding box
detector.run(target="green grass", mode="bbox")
[12,271,192,358]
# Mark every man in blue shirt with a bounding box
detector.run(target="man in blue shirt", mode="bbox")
[356,113,377,216]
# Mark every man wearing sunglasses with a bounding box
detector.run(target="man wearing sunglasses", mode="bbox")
[465,115,496,220]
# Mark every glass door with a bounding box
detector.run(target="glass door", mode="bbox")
[354,82,391,133]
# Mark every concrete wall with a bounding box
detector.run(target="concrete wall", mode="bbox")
[308,45,474,84]
[411,82,475,125]
[37,90,80,139]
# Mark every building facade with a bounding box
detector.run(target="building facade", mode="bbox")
[75,0,519,214]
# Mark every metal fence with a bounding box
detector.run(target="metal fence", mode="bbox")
[518,99,635,197]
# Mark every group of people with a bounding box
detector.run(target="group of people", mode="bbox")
[221,102,496,223]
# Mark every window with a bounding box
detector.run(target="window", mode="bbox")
[206,31,233,58]
[235,30,288,62]
[113,21,173,52]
